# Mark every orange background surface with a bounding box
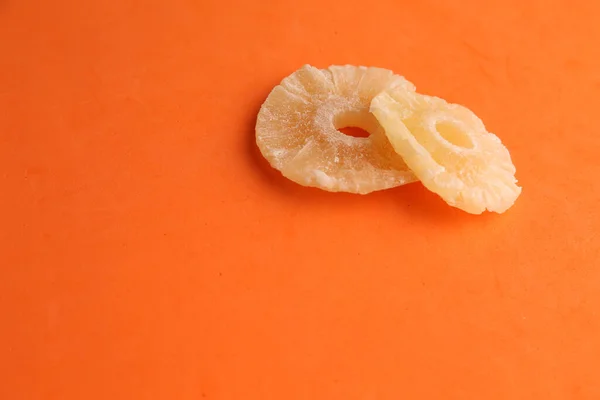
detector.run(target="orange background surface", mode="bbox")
[1,0,599,399]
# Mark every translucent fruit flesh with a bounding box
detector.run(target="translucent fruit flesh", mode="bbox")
[256,64,418,194]
[371,89,521,214]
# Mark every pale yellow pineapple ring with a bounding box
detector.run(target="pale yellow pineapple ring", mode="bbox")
[371,89,521,214]
[256,64,418,194]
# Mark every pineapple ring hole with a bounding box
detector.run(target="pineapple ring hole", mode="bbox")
[338,126,370,138]
[333,110,376,139]
[435,121,475,149]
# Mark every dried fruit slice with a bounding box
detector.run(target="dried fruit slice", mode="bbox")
[371,88,521,214]
[256,64,418,194]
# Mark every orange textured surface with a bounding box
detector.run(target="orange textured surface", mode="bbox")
[1,0,599,399]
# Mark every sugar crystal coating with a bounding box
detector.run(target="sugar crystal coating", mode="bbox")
[256,64,418,194]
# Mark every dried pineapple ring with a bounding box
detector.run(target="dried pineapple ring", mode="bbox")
[256,64,418,194]
[371,88,521,214]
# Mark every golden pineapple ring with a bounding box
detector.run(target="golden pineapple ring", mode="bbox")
[371,88,521,214]
[256,64,418,194]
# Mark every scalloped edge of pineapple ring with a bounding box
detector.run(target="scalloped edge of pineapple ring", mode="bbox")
[370,89,522,214]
